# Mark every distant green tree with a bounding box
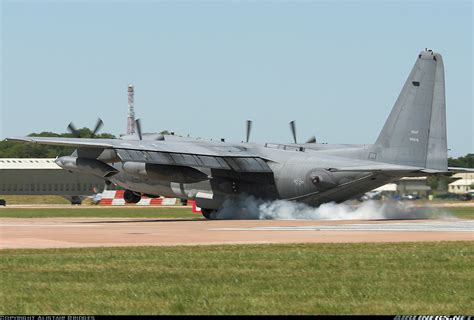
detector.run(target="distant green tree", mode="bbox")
[425,154,473,193]
[448,153,474,168]
[427,175,450,192]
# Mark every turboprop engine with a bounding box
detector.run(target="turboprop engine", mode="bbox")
[55,156,119,178]
[122,161,209,184]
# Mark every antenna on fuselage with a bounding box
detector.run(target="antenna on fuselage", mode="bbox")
[135,118,143,140]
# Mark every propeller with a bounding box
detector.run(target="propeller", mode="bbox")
[289,120,297,144]
[245,120,252,143]
[67,118,103,138]
[91,118,103,137]
[67,122,79,137]
[135,118,143,140]
[289,120,317,144]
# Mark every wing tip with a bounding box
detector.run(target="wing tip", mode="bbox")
[4,137,34,143]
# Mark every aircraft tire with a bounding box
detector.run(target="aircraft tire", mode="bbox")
[201,209,215,220]
[71,196,82,205]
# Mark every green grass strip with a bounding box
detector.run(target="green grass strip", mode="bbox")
[0,207,200,218]
[0,242,472,315]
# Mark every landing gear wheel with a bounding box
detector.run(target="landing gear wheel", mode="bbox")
[70,196,82,205]
[124,190,141,204]
[201,209,216,220]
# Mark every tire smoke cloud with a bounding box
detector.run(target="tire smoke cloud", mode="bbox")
[214,196,452,220]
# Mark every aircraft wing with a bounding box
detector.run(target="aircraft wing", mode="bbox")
[6,136,273,173]
[7,137,115,149]
[7,136,251,156]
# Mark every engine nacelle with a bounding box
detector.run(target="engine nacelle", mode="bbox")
[55,156,119,178]
[122,161,209,184]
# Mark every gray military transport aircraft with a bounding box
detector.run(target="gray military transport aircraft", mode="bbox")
[7,50,470,218]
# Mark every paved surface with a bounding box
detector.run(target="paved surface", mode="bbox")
[3,201,473,209]
[1,217,472,249]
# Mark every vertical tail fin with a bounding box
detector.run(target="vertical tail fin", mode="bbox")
[374,50,447,171]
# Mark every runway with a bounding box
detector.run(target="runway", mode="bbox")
[1,217,472,249]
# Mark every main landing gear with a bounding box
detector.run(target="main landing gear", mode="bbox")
[124,190,141,204]
[201,208,217,220]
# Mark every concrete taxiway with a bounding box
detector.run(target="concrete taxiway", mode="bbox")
[1,218,472,249]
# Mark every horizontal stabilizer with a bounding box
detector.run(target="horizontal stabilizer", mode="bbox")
[327,164,425,173]
[448,167,474,173]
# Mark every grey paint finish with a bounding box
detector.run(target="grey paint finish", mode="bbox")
[7,50,452,212]
[425,53,448,171]
[374,50,446,170]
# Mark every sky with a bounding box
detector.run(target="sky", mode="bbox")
[1,0,472,157]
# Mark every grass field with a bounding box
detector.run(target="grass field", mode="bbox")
[447,207,474,219]
[0,205,472,219]
[0,206,199,219]
[0,242,472,315]
[0,195,71,205]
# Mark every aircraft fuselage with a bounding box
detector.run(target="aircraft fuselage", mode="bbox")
[106,143,404,210]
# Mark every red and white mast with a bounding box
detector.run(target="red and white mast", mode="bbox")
[126,84,136,135]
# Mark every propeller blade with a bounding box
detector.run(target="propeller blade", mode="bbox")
[306,136,317,144]
[67,122,79,137]
[91,118,104,137]
[135,119,143,140]
[289,120,297,144]
[246,120,252,143]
